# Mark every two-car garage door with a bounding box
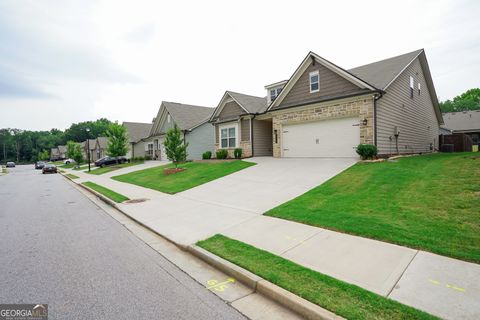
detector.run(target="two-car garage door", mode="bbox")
[282,117,360,158]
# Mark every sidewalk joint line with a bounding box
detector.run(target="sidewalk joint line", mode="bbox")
[386,249,419,298]
[279,230,324,256]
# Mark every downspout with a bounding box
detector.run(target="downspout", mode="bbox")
[373,92,384,147]
[251,114,256,157]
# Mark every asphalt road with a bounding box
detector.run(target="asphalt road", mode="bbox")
[0,165,245,320]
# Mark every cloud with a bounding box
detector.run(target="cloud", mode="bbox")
[124,24,155,43]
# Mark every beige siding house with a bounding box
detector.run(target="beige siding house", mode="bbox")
[257,49,443,158]
[123,122,152,159]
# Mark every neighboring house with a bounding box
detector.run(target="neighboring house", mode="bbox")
[57,145,67,159]
[253,49,443,157]
[123,122,153,159]
[50,148,60,161]
[209,91,272,157]
[146,101,215,160]
[79,141,87,160]
[442,110,480,145]
[95,137,108,160]
[82,139,98,162]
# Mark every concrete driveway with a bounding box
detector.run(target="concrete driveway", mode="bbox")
[179,157,357,213]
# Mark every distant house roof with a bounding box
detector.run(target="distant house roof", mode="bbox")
[123,122,153,143]
[58,145,67,153]
[348,49,424,90]
[227,91,268,114]
[51,147,59,155]
[162,102,214,130]
[97,137,108,149]
[84,139,96,150]
[442,110,480,133]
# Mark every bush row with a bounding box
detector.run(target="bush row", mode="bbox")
[202,148,243,160]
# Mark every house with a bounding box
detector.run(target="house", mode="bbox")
[123,122,153,159]
[209,91,271,157]
[145,101,215,160]
[441,110,480,145]
[82,139,98,162]
[50,148,60,161]
[252,49,442,158]
[95,137,108,160]
[57,145,67,159]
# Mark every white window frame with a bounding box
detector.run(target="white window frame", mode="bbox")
[167,114,171,123]
[219,122,238,149]
[409,76,414,98]
[418,82,421,95]
[309,70,320,93]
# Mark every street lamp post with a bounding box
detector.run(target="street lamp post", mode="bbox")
[86,128,91,172]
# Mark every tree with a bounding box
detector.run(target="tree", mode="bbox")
[106,122,129,157]
[38,150,50,161]
[71,143,84,164]
[164,124,188,168]
[66,141,77,159]
[64,118,112,142]
[440,88,480,112]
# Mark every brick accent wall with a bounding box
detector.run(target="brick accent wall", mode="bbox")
[272,96,374,157]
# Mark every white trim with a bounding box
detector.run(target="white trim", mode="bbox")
[409,76,414,88]
[264,80,288,89]
[384,50,423,90]
[309,70,320,93]
[218,122,239,149]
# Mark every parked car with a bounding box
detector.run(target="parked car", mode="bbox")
[6,162,15,168]
[94,156,128,168]
[35,161,46,169]
[42,164,57,174]
[64,158,74,164]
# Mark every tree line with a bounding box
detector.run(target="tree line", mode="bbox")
[0,118,113,164]
[439,88,480,113]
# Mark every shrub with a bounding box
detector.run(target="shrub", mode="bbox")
[234,148,243,159]
[356,144,378,160]
[216,149,228,159]
[145,155,152,160]
[202,151,212,160]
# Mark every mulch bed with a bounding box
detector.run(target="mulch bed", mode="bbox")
[163,167,186,175]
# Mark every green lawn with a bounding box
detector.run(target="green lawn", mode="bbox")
[65,173,79,179]
[267,152,480,263]
[198,235,437,320]
[82,181,129,203]
[112,161,255,194]
[73,164,89,171]
[87,161,144,175]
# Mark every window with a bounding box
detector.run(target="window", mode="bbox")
[418,83,421,96]
[409,76,414,98]
[167,114,171,123]
[310,70,320,93]
[147,143,153,156]
[270,87,283,102]
[220,125,237,148]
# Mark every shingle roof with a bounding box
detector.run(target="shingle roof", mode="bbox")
[442,110,480,132]
[123,122,153,143]
[163,102,214,130]
[97,137,108,149]
[57,145,67,153]
[348,49,424,90]
[227,91,268,114]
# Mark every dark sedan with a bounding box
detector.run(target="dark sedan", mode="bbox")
[94,156,128,168]
[42,164,57,174]
[35,161,46,169]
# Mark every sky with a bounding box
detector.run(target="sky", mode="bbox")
[0,0,479,131]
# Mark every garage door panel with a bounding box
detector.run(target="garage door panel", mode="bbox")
[282,117,360,158]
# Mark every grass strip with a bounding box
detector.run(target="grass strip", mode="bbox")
[112,161,255,194]
[65,173,79,179]
[197,234,438,320]
[82,181,129,203]
[87,161,143,175]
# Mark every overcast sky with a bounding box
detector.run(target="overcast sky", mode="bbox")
[0,0,479,131]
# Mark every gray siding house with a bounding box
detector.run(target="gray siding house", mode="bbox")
[145,102,215,160]
[209,91,272,157]
[123,121,153,159]
[442,111,480,145]
[258,49,443,157]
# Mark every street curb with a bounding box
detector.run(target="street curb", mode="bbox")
[62,173,343,320]
[188,245,344,320]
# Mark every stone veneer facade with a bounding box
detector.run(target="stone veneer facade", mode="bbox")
[271,95,375,158]
[213,121,252,158]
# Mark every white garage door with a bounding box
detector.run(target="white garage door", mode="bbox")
[282,117,360,158]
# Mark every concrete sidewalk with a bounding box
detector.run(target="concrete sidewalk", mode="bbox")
[65,158,480,320]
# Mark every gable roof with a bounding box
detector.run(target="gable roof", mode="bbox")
[268,51,378,111]
[123,122,153,143]
[442,110,480,132]
[58,145,67,153]
[210,91,268,121]
[97,137,108,149]
[150,101,214,135]
[348,49,424,90]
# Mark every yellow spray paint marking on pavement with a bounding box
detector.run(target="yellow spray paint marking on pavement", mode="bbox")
[428,279,466,292]
[206,278,235,292]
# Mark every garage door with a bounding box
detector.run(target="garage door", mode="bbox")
[282,117,360,158]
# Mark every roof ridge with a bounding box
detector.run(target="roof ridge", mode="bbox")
[348,49,424,71]
[227,90,265,99]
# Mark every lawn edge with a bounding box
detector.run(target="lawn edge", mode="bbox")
[187,244,343,320]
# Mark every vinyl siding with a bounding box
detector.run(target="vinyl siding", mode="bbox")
[252,119,273,156]
[275,59,364,110]
[241,118,250,141]
[185,122,215,160]
[218,101,245,120]
[376,58,440,155]
[160,113,176,134]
